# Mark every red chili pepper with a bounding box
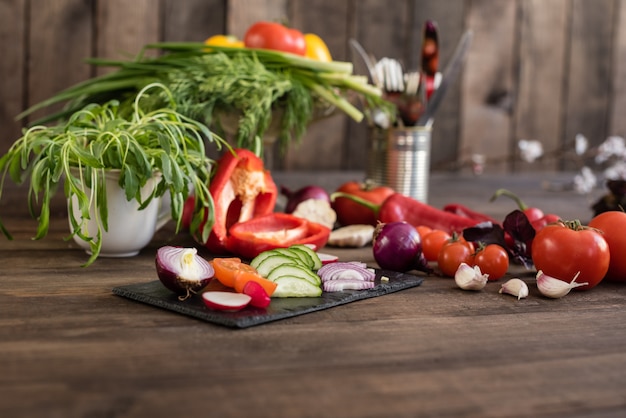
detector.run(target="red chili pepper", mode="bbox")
[331,181,395,226]
[442,203,500,224]
[226,213,331,259]
[332,192,479,234]
[490,188,559,230]
[204,148,277,254]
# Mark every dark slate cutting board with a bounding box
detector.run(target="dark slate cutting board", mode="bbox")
[112,269,423,329]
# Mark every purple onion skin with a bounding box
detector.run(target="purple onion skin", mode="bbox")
[373,222,431,273]
[155,246,214,297]
[281,185,330,213]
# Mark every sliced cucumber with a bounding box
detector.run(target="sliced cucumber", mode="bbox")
[289,244,322,270]
[250,250,283,270]
[266,264,322,286]
[255,254,301,278]
[272,276,323,298]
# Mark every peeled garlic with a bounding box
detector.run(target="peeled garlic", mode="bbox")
[536,270,588,298]
[499,278,529,300]
[454,263,489,290]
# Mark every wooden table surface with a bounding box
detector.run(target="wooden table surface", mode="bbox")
[2,171,625,418]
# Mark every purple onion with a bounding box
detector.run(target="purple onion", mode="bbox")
[155,246,215,300]
[372,222,431,273]
[281,185,330,213]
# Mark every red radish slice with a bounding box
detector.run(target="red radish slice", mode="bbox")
[317,252,339,265]
[242,281,271,308]
[202,291,251,311]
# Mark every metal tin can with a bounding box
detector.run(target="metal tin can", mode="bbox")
[386,126,431,203]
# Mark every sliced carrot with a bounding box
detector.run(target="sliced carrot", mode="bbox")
[234,273,278,297]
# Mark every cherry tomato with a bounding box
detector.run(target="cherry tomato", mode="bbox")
[243,21,306,56]
[416,225,433,239]
[421,229,451,262]
[304,33,332,61]
[531,221,610,290]
[437,238,475,277]
[473,244,509,281]
[204,34,244,48]
[588,211,626,282]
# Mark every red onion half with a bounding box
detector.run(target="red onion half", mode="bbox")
[372,222,431,273]
[281,185,330,213]
[155,246,215,301]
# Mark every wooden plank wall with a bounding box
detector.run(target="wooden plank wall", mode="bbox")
[1,0,625,174]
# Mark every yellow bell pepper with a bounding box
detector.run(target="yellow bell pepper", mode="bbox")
[204,34,244,48]
[304,33,332,62]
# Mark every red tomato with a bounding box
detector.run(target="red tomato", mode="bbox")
[473,244,509,281]
[421,229,451,262]
[531,222,610,290]
[588,211,626,282]
[438,238,475,277]
[243,21,306,56]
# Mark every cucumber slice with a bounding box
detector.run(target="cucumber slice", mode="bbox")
[274,247,315,269]
[289,244,322,270]
[255,254,301,278]
[266,263,322,286]
[250,249,284,270]
[272,276,323,298]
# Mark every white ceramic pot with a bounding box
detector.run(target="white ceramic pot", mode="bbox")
[68,170,170,257]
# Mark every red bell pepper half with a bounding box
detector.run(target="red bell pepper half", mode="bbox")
[204,148,278,254]
[226,212,331,259]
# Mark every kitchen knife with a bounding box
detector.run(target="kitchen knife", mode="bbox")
[418,30,473,127]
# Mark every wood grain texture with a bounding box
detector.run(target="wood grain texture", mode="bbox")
[0,172,622,418]
[514,0,568,172]
[27,0,92,122]
[2,0,626,174]
[460,0,516,173]
[95,0,159,70]
[0,0,25,156]
[563,0,615,151]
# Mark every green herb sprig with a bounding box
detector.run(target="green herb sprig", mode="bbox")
[18,43,392,152]
[1,83,228,266]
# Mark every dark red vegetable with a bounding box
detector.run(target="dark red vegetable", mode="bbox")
[155,246,215,301]
[372,221,431,273]
[490,188,559,230]
[443,203,500,224]
[281,185,330,213]
[332,192,479,234]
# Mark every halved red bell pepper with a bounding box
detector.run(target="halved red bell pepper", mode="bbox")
[204,148,277,254]
[226,213,331,259]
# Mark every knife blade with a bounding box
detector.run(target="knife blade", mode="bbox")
[418,30,473,127]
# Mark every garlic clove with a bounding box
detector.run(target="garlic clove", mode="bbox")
[536,270,588,299]
[499,278,529,300]
[454,263,488,291]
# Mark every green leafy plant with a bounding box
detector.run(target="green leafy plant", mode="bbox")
[18,43,392,153]
[0,83,228,265]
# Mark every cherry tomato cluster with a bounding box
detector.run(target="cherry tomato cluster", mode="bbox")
[417,226,510,281]
[205,21,332,61]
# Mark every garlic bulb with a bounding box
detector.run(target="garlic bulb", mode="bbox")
[499,278,529,300]
[455,263,488,290]
[536,270,588,298]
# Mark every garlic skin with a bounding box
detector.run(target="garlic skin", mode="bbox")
[536,270,588,299]
[499,278,529,300]
[455,263,488,290]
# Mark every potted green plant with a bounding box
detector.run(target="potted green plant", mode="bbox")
[0,83,227,266]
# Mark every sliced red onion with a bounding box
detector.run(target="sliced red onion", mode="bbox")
[318,261,376,283]
[155,246,215,301]
[281,185,330,213]
[323,280,375,292]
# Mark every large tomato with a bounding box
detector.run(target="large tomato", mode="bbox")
[243,21,306,56]
[531,221,610,290]
[332,181,395,226]
[588,211,626,282]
